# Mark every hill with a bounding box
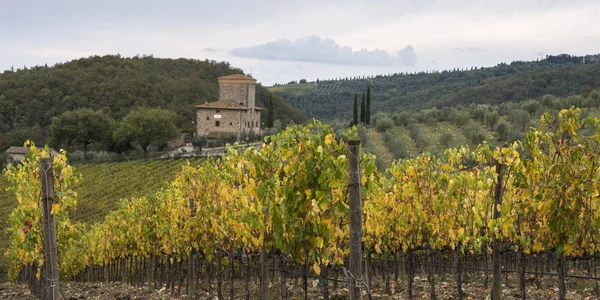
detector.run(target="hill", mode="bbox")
[0,55,307,150]
[271,55,600,120]
[0,158,201,279]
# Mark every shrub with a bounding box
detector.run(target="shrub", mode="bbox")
[408,123,427,148]
[219,133,238,145]
[192,135,207,147]
[375,115,394,133]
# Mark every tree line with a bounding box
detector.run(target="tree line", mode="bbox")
[274,58,600,120]
[0,55,307,153]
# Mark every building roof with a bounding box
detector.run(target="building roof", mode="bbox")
[195,101,263,111]
[6,146,60,156]
[218,74,257,83]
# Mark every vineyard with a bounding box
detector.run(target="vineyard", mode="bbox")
[4,108,600,299]
[0,158,200,280]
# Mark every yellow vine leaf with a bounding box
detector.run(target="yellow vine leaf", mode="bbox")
[51,204,60,215]
[313,262,321,275]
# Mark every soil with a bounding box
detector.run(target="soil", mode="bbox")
[2,275,599,300]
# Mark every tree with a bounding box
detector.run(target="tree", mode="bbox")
[439,132,453,148]
[509,109,531,131]
[374,113,393,132]
[267,93,274,128]
[471,105,487,123]
[360,92,366,124]
[113,107,179,158]
[484,111,500,129]
[522,100,541,117]
[494,121,511,141]
[50,109,114,160]
[366,86,371,125]
[353,93,358,125]
[589,90,600,108]
[452,110,470,128]
[393,111,412,128]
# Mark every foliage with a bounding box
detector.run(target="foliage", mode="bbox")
[191,135,207,147]
[271,59,600,120]
[0,55,307,150]
[0,158,201,276]
[3,142,81,280]
[5,109,600,292]
[50,109,114,159]
[113,107,179,156]
[374,114,394,133]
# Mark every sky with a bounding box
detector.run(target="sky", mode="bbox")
[1,0,599,85]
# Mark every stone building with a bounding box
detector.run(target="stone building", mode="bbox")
[5,146,60,163]
[196,74,262,141]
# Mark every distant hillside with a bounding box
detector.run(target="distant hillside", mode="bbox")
[271,54,600,120]
[0,55,307,150]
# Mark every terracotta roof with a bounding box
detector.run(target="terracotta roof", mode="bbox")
[218,74,257,82]
[6,146,60,156]
[195,101,263,111]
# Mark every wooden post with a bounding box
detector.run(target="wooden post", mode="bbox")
[348,140,363,300]
[492,162,504,300]
[41,157,60,300]
[260,245,269,300]
[557,253,566,300]
[188,198,197,298]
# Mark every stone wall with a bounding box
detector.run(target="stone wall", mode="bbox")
[240,110,262,135]
[219,83,249,106]
[196,109,242,136]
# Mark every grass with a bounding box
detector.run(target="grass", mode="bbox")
[0,158,203,279]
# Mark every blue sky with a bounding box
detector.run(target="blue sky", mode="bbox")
[1,0,599,85]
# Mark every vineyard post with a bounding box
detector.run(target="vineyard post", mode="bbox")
[41,157,61,300]
[492,161,504,300]
[347,140,363,300]
[188,198,196,298]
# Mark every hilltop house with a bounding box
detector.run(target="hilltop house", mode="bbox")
[5,146,60,163]
[196,74,263,142]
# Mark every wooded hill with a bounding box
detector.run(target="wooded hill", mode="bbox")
[271,54,600,120]
[0,55,307,150]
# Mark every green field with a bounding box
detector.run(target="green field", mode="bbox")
[0,158,202,279]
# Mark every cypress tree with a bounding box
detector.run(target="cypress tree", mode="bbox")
[353,93,358,125]
[360,92,366,124]
[366,86,371,125]
[267,93,274,127]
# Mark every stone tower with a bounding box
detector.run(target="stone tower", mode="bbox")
[217,74,257,109]
[195,74,262,141]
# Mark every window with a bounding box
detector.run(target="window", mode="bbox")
[229,122,232,126]
[206,117,209,120]
[215,121,220,127]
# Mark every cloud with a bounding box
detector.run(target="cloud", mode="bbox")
[229,35,416,66]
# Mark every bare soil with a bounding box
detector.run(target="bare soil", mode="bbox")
[1,274,599,299]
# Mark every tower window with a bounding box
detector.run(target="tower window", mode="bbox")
[206,117,209,120]
[215,121,220,127]
[229,122,233,126]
